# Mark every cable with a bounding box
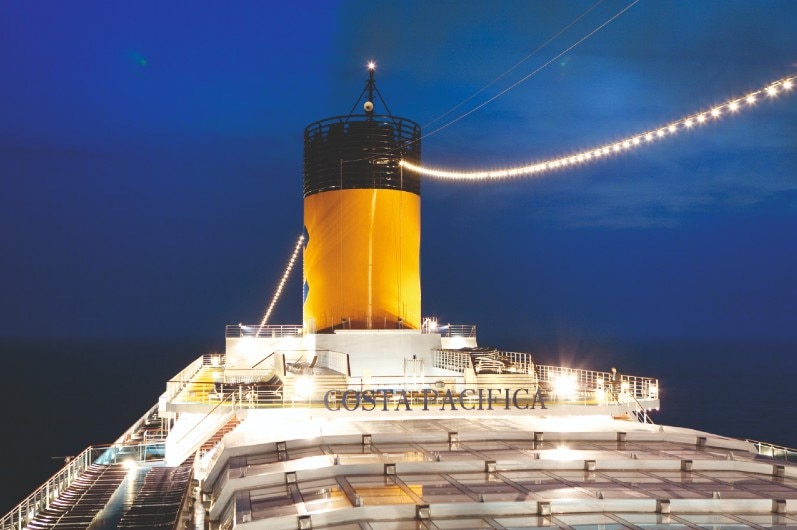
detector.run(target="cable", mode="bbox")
[424,0,605,129]
[421,0,640,141]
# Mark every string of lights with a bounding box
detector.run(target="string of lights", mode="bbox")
[257,233,305,334]
[401,74,795,181]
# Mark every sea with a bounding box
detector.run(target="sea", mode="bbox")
[1,336,795,516]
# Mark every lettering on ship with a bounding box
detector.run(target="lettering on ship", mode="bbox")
[323,388,547,412]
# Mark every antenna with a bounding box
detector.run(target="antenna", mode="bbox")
[364,61,376,115]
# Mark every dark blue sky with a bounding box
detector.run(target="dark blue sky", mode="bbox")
[1,1,796,346]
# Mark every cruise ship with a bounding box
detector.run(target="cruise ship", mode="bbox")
[4,66,796,530]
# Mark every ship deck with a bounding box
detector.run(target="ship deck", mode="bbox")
[5,354,795,530]
[199,412,797,530]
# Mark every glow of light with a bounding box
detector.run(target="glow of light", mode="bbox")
[123,459,137,471]
[367,61,376,71]
[596,386,606,404]
[295,377,314,399]
[545,444,577,461]
[257,234,305,334]
[552,374,577,400]
[400,73,797,181]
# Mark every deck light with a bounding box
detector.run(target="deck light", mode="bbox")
[546,444,576,461]
[295,377,314,399]
[553,374,577,400]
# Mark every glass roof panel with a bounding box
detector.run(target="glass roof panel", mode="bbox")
[432,518,493,529]
[494,515,557,529]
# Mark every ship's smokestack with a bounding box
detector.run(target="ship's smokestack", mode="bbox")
[302,63,422,332]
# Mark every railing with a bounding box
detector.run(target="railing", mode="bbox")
[432,349,533,375]
[224,369,273,385]
[627,394,656,424]
[352,375,459,393]
[282,349,350,376]
[169,393,238,464]
[113,403,160,444]
[1,446,98,530]
[228,322,478,338]
[196,441,225,482]
[421,318,477,337]
[93,442,166,464]
[166,355,205,402]
[535,365,659,403]
[432,349,472,373]
[171,380,283,406]
[316,350,351,376]
[225,324,303,338]
[748,440,797,462]
[203,352,226,366]
[493,351,533,374]
[440,324,477,337]
[0,442,164,530]
[224,352,276,384]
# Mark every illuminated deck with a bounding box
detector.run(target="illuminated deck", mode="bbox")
[198,415,797,530]
[4,338,797,530]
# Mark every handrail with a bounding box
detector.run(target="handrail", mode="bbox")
[175,391,238,448]
[113,403,161,445]
[0,441,164,530]
[227,322,479,338]
[226,324,303,338]
[166,355,205,402]
[627,394,656,424]
[203,353,225,366]
[439,324,477,337]
[432,349,472,373]
[252,351,277,369]
[535,364,658,402]
[747,439,797,462]
[1,445,97,530]
[197,441,225,481]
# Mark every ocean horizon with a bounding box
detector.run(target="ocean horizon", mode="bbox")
[2,335,794,515]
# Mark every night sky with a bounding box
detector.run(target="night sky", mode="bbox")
[2,2,796,347]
